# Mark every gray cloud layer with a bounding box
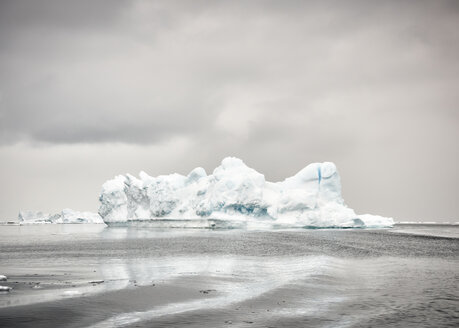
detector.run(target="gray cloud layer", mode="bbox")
[0,0,458,221]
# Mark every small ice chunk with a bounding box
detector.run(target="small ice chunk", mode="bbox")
[357,214,394,228]
[0,275,7,281]
[0,286,12,292]
[63,290,82,296]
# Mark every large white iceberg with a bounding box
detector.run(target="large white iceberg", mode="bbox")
[18,209,104,224]
[99,157,394,228]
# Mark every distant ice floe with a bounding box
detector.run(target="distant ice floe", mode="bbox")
[99,157,394,228]
[18,209,105,224]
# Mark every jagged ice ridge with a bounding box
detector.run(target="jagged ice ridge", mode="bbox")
[99,157,393,228]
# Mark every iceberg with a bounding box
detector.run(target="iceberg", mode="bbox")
[18,209,105,224]
[18,210,52,224]
[99,157,394,228]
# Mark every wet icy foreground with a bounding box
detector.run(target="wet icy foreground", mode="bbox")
[0,224,458,328]
[100,157,393,228]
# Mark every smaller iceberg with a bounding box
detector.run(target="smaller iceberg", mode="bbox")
[18,209,104,224]
[18,210,51,224]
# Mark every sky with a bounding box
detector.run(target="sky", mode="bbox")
[0,0,458,222]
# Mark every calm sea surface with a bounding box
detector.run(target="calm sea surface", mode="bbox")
[0,224,458,328]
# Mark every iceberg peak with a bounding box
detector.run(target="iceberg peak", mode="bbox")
[220,156,247,169]
[187,167,207,183]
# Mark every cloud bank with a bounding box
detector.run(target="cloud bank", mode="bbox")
[0,0,458,221]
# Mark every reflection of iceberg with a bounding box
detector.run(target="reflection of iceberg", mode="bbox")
[91,255,343,328]
[18,209,105,224]
[99,157,393,228]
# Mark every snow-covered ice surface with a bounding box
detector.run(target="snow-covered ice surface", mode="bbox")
[99,157,393,228]
[18,209,104,224]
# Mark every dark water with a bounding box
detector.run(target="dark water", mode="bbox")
[0,224,458,327]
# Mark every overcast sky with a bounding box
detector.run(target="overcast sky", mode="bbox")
[0,0,458,222]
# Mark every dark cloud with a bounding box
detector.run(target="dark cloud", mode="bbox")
[0,0,458,221]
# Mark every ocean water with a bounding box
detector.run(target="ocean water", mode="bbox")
[0,224,458,328]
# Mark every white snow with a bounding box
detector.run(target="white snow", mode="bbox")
[98,157,394,228]
[18,209,104,224]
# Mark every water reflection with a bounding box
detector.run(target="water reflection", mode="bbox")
[93,255,334,327]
